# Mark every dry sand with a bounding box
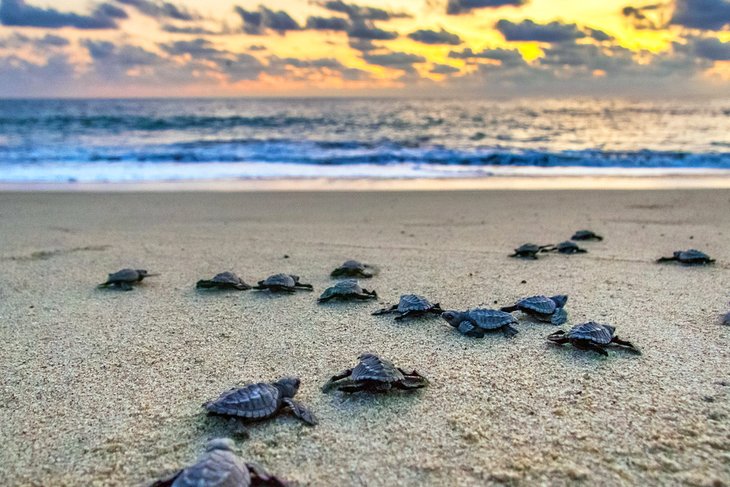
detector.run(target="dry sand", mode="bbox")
[0,189,728,486]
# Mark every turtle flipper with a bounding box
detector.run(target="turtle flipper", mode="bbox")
[587,344,609,356]
[372,305,398,316]
[611,336,641,354]
[656,256,677,263]
[500,305,519,313]
[457,320,477,336]
[246,463,290,487]
[546,330,569,345]
[283,398,317,426]
[149,470,181,487]
[196,280,216,289]
[396,368,429,389]
[322,369,353,392]
[502,324,519,338]
[550,308,568,326]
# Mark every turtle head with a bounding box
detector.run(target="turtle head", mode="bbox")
[550,295,568,308]
[440,311,462,327]
[206,438,235,452]
[136,270,149,277]
[274,377,300,398]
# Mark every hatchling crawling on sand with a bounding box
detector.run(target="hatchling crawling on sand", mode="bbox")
[330,259,377,278]
[547,322,640,356]
[571,230,603,241]
[509,243,553,259]
[549,241,587,254]
[253,274,313,292]
[500,295,568,325]
[151,438,288,487]
[441,308,519,338]
[204,377,317,426]
[196,272,251,290]
[98,268,157,290]
[373,294,443,320]
[318,279,377,302]
[657,249,715,265]
[322,353,429,393]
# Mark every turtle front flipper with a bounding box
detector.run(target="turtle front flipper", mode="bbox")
[294,282,314,290]
[656,256,677,263]
[396,368,429,389]
[322,369,353,391]
[611,336,641,354]
[117,282,134,291]
[501,324,519,338]
[149,469,182,487]
[546,330,569,345]
[372,304,398,316]
[500,304,519,313]
[282,398,317,426]
[195,279,217,289]
[355,290,378,300]
[246,463,290,487]
[586,343,609,356]
[457,320,477,336]
[550,308,568,326]
[394,310,420,321]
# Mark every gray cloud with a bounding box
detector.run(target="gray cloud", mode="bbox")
[690,37,730,60]
[449,46,525,65]
[248,44,267,51]
[408,28,462,45]
[306,15,349,31]
[0,0,119,29]
[496,19,585,43]
[587,28,612,41]
[671,0,730,30]
[321,1,409,21]
[161,24,221,35]
[446,0,526,15]
[430,63,460,74]
[621,4,664,30]
[362,51,426,71]
[347,19,397,40]
[116,0,196,21]
[349,38,377,51]
[161,38,223,57]
[85,40,161,67]
[235,5,301,34]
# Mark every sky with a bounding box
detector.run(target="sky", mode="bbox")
[0,0,729,97]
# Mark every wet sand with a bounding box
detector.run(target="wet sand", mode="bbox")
[0,190,728,486]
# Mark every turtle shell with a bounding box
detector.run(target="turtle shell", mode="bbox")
[340,260,366,271]
[204,382,282,420]
[515,243,540,254]
[211,272,246,285]
[517,295,558,315]
[107,268,143,283]
[677,249,713,263]
[467,308,518,330]
[397,294,433,312]
[261,274,296,287]
[320,279,363,299]
[571,230,602,241]
[169,439,250,487]
[566,322,615,345]
[351,354,405,383]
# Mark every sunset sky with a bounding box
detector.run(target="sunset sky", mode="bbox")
[0,0,729,97]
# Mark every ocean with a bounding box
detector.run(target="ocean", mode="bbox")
[0,98,729,182]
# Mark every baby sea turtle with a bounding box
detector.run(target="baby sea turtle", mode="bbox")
[98,268,157,291]
[330,259,377,278]
[204,377,317,426]
[571,230,603,241]
[196,272,251,291]
[547,322,640,356]
[721,311,730,326]
[510,243,553,259]
[500,295,568,325]
[151,438,288,487]
[549,241,587,254]
[253,274,313,292]
[318,279,377,303]
[657,249,715,265]
[322,353,428,393]
[372,294,443,320]
[441,308,519,338]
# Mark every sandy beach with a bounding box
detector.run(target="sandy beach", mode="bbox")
[0,189,728,486]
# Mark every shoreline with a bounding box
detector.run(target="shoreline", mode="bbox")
[2,174,730,192]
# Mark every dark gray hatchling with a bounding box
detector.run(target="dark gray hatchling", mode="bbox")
[510,243,553,259]
[98,268,157,290]
[500,295,568,325]
[204,377,317,426]
[253,274,313,292]
[322,353,429,393]
[150,438,288,487]
[550,241,587,254]
[372,294,443,321]
[547,322,640,356]
[571,230,603,241]
[318,279,377,303]
[196,272,251,291]
[330,259,377,278]
[721,310,730,326]
[657,249,715,265]
[441,308,519,338]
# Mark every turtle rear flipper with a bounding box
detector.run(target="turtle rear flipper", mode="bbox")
[283,398,317,426]
[550,307,568,326]
[246,463,290,487]
[547,330,569,345]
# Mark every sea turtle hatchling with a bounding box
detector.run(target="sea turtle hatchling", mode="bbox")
[330,259,377,278]
[657,249,715,265]
[98,268,157,291]
[441,308,519,338]
[196,272,251,291]
[253,274,313,292]
[571,230,603,241]
[509,243,554,259]
[318,279,377,303]
[151,438,288,487]
[204,377,317,426]
[322,353,429,393]
[500,295,568,325]
[547,322,640,356]
[372,294,443,320]
[721,311,730,326]
[549,241,587,254]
